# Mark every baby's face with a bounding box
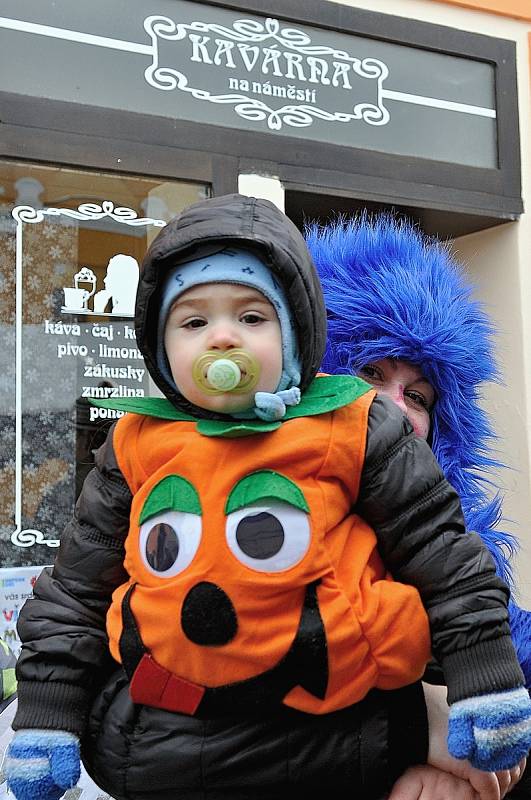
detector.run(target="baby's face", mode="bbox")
[164,283,283,414]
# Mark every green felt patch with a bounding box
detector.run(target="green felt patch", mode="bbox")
[90,375,372,438]
[226,471,309,514]
[196,419,281,437]
[90,396,196,421]
[139,475,202,523]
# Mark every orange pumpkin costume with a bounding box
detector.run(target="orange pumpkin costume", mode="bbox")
[107,386,430,716]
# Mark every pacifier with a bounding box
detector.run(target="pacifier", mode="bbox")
[192,349,260,395]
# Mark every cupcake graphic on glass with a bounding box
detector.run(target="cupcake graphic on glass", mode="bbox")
[62,255,139,317]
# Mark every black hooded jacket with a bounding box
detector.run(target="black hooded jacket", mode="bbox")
[12,195,523,799]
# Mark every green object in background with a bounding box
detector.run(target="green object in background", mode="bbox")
[1,670,15,702]
[0,639,17,710]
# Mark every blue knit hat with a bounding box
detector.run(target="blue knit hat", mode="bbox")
[156,247,302,417]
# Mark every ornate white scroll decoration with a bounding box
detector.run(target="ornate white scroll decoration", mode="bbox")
[144,15,390,130]
[11,529,60,549]
[11,206,46,225]
[11,202,166,550]
[14,200,167,228]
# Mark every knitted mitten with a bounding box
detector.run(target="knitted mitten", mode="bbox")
[448,687,531,771]
[5,729,80,800]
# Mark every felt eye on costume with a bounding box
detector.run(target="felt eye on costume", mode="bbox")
[138,475,202,578]
[139,510,202,577]
[226,502,310,572]
[224,471,310,572]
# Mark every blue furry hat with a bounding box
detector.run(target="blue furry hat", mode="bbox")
[305,214,531,685]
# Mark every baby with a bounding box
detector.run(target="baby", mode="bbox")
[6,194,531,800]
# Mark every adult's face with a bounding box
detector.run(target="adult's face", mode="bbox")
[357,358,435,440]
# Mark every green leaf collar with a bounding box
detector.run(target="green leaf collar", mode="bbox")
[89,375,372,438]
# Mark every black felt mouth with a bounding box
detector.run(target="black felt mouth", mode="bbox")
[119,581,328,715]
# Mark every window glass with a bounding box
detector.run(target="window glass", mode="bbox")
[0,160,208,623]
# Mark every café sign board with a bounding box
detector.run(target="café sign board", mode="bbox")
[144,14,391,130]
[0,0,498,167]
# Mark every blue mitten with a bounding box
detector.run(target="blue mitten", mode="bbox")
[5,729,80,800]
[448,687,531,771]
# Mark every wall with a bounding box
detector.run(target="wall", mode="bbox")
[332,0,531,606]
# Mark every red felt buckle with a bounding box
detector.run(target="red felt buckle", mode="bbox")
[129,654,205,715]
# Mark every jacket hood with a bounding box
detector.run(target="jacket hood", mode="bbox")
[305,214,515,585]
[136,194,326,417]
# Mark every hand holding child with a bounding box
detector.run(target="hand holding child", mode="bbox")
[421,682,526,800]
[388,763,514,800]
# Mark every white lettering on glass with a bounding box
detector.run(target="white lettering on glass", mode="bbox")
[11,201,166,550]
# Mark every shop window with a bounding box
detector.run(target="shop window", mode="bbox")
[0,160,208,649]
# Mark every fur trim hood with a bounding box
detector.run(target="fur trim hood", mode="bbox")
[305,215,531,684]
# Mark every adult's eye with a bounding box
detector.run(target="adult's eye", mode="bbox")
[226,501,310,572]
[139,510,201,577]
[405,390,429,410]
[358,364,382,383]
